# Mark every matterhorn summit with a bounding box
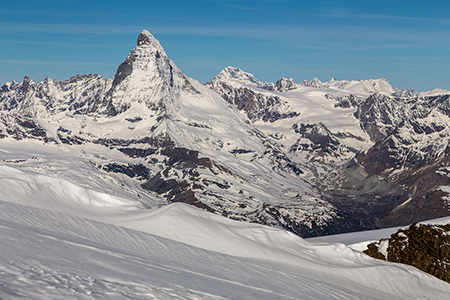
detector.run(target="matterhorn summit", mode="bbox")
[137,29,165,50]
[97,30,190,116]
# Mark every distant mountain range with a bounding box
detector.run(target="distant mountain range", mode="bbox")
[1,30,450,237]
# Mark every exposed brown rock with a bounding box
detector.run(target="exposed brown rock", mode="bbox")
[365,223,450,283]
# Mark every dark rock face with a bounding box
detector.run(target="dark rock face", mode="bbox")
[325,94,362,109]
[102,163,150,179]
[263,77,298,92]
[0,114,54,142]
[0,74,111,118]
[301,77,323,88]
[353,95,450,227]
[206,80,298,122]
[354,93,404,142]
[289,122,357,162]
[364,223,450,283]
[291,123,339,154]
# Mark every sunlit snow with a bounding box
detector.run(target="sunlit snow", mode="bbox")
[1,141,449,299]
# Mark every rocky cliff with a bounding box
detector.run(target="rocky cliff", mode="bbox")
[365,222,450,283]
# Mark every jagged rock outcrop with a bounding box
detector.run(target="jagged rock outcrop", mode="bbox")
[364,223,450,283]
[0,74,111,118]
[264,77,299,92]
[301,77,323,88]
[354,93,407,142]
[325,94,363,108]
[290,122,356,162]
[206,78,298,123]
[0,113,54,142]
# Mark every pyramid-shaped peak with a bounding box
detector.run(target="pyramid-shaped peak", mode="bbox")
[96,30,186,116]
[305,77,323,88]
[274,77,298,92]
[137,30,164,51]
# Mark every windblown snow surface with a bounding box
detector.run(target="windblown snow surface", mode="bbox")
[1,141,450,299]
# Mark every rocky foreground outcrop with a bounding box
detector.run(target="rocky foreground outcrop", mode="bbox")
[364,223,450,283]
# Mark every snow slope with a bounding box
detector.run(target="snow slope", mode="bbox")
[1,143,450,299]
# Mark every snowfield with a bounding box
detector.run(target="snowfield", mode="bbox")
[1,142,450,299]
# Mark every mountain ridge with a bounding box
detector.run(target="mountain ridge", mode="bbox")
[1,30,450,237]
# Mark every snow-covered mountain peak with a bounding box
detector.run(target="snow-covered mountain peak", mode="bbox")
[323,77,395,95]
[137,30,164,50]
[97,30,188,116]
[361,77,394,94]
[393,87,450,98]
[273,77,298,92]
[213,66,265,88]
[420,88,450,97]
[393,87,418,98]
[301,77,323,88]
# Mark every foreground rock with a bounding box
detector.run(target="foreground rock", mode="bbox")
[364,222,450,283]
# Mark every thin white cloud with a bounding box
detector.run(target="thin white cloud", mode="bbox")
[1,21,450,54]
[227,5,269,12]
[0,59,117,68]
[357,13,450,25]
[0,39,127,48]
[319,10,450,25]
[0,22,142,35]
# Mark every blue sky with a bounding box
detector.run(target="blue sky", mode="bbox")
[1,0,450,91]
